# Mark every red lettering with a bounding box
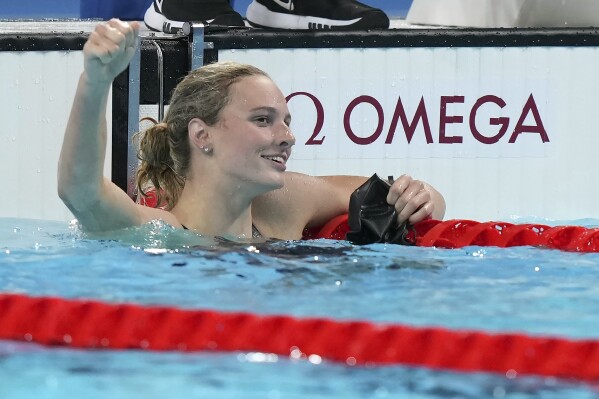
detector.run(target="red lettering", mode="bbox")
[344,95,384,145]
[470,95,509,144]
[439,96,464,144]
[286,92,325,145]
[288,91,549,148]
[386,96,433,144]
[509,94,550,143]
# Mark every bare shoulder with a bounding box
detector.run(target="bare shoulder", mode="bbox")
[137,204,182,228]
[252,172,356,239]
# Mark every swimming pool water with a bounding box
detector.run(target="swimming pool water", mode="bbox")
[1,217,599,398]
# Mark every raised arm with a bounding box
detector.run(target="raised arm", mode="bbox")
[57,19,173,231]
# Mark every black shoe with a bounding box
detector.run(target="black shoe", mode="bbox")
[246,0,389,30]
[144,0,246,33]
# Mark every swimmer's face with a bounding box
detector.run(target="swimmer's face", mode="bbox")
[211,75,295,193]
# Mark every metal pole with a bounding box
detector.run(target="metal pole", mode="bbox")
[150,40,165,121]
[126,38,141,199]
[183,22,205,70]
[124,26,206,199]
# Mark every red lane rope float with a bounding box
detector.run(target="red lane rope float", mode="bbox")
[1,294,599,381]
[304,217,599,253]
[140,189,599,252]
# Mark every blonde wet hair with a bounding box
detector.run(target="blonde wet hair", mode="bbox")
[135,61,270,209]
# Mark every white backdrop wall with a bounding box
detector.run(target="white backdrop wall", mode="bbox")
[218,47,599,221]
[3,44,599,223]
[0,50,112,222]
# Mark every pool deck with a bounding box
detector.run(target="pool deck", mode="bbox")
[0,18,431,35]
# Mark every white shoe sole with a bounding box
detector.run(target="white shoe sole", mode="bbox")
[144,4,185,33]
[246,1,361,29]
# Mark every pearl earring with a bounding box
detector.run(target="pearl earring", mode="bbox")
[201,146,212,154]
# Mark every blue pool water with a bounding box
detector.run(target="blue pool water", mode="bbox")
[2,216,599,398]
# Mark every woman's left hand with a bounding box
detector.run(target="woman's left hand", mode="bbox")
[386,174,435,225]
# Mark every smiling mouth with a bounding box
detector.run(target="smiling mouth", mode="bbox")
[261,155,286,164]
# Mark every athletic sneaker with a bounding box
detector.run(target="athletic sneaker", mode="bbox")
[246,0,390,30]
[144,0,246,33]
